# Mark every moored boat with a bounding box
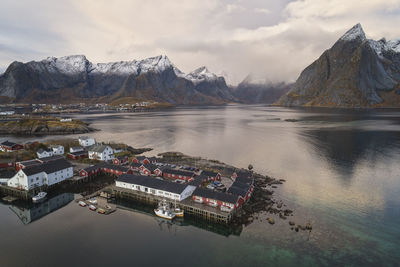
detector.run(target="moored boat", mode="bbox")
[89,204,97,211]
[78,201,87,207]
[32,192,47,203]
[174,207,184,218]
[154,199,176,220]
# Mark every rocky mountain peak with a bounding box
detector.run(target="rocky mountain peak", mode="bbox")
[339,23,366,42]
[186,66,218,84]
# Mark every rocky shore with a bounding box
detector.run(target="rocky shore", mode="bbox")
[0,118,96,136]
[158,151,312,231]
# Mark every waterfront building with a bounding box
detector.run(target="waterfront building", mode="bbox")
[78,136,95,147]
[131,156,149,164]
[192,187,239,211]
[67,151,88,160]
[162,168,195,182]
[116,174,196,201]
[88,144,114,161]
[7,159,73,190]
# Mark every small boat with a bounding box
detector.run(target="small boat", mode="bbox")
[173,199,184,217]
[174,207,184,218]
[89,205,97,211]
[88,198,97,205]
[97,208,106,214]
[32,192,47,203]
[78,201,87,207]
[154,199,176,220]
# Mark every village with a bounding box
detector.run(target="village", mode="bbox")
[0,136,258,224]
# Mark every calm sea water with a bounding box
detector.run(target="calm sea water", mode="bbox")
[1,105,400,267]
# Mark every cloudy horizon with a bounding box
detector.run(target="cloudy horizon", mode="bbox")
[1,0,400,84]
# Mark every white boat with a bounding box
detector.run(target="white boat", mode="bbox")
[89,205,97,211]
[173,199,184,218]
[32,192,47,203]
[88,198,97,205]
[154,199,176,220]
[78,201,87,207]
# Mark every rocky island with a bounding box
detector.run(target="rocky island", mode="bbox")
[0,116,96,135]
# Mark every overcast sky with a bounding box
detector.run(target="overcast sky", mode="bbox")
[1,0,400,84]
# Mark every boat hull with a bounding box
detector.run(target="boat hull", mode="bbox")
[154,209,175,220]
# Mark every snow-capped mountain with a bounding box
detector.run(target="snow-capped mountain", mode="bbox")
[277,23,400,107]
[0,55,234,104]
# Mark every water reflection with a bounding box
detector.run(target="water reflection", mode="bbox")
[9,193,74,224]
[115,200,242,237]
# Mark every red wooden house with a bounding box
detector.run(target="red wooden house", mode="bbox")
[140,164,163,176]
[67,151,88,160]
[162,168,194,181]
[0,160,15,169]
[130,162,142,171]
[200,170,221,181]
[0,141,24,152]
[192,187,239,211]
[113,156,129,165]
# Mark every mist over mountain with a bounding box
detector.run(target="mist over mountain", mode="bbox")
[233,75,292,104]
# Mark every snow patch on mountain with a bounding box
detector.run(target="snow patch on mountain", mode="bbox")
[339,23,366,42]
[186,66,218,84]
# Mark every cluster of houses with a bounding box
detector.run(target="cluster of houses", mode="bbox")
[1,136,254,214]
[81,154,254,213]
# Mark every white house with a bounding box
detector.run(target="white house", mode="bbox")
[88,144,114,161]
[78,136,95,147]
[116,174,196,201]
[50,145,64,155]
[7,159,73,190]
[70,146,84,153]
[36,148,54,159]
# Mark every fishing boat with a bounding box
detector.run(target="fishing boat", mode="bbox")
[88,198,97,205]
[78,201,87,207]
[154,199,176,220]
[173,199,184,217]
[89,204,97,211]
[32,192,47,203]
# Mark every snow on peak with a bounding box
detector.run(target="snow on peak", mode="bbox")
[368,38,400,57]
[36,55,89,74]
[339,23,366,42]
[186,66,218,84]
[92,55,183,76]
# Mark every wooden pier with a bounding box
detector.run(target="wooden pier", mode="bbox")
[110,185,233,224]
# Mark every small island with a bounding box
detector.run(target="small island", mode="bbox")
[0,115,96,135]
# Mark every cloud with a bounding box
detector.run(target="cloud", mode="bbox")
[0,0,400,84]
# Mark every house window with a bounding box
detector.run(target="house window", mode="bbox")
[145,188,148,192]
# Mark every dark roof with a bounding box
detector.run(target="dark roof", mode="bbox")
[117,174,190,194]
[38,155,65,163]
[71,146,83,150]
[83,163,106,173]
[227,186,248,197]
[235,170,252,179]
[201,170,219,177]
[88,144,110,153]
[147,157,158,162]
[1,140,16,147]
[69,151,88,156]
[135,156,147,161]
[103,163,129,172]
[37,148,52,154]
[0,170,16,178]
[188,178,203,187]
[163,168,194,177]
[130,162,142,168]
[193,187,238,204]
[23,159,72,176]
[235,176,253,185]
[19,159,41,167]
[143,164,159,172]
[116,155,128,160]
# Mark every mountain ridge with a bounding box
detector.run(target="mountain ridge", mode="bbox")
[0,55,234,105]
[276,23,400,108]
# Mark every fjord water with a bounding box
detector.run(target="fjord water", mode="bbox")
[1,105,400,266]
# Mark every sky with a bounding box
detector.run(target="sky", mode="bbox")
[0,0,400,84]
